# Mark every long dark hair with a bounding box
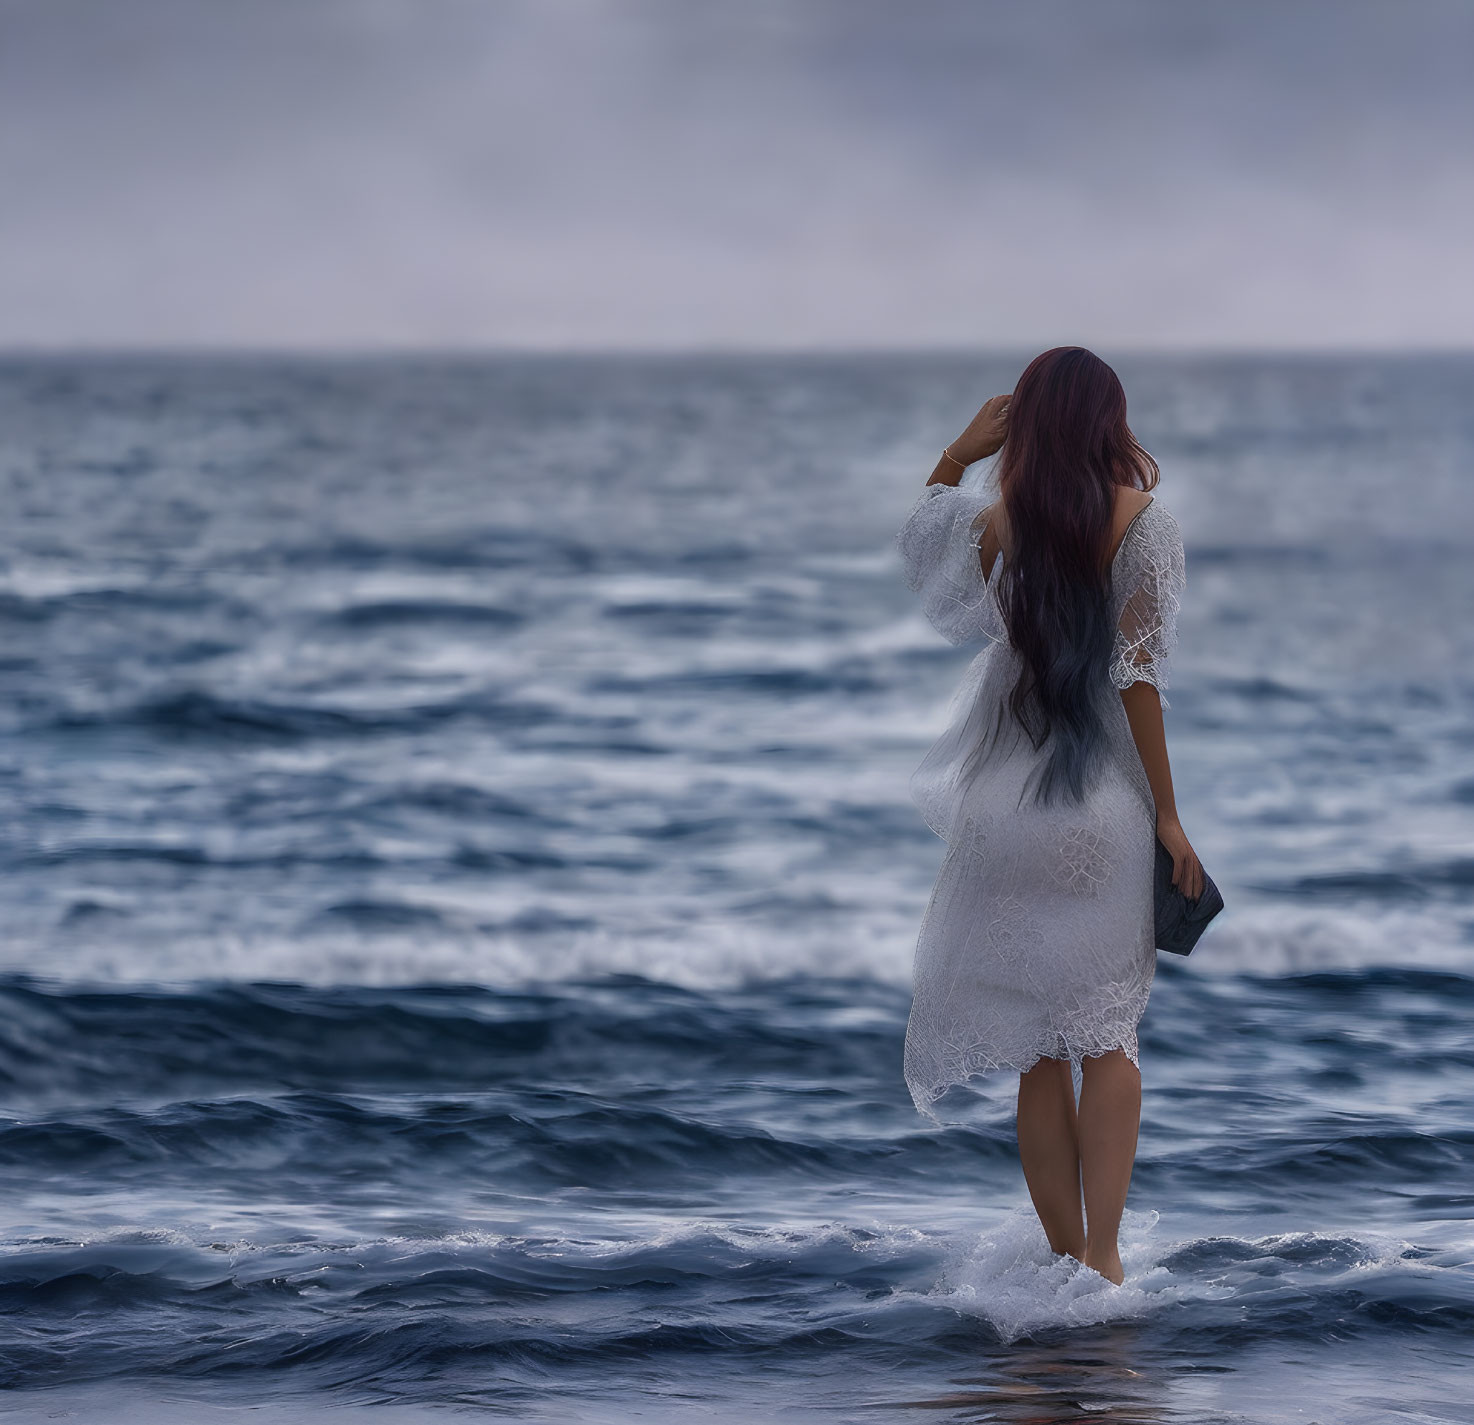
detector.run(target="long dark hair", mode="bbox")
[988,347,1159,806]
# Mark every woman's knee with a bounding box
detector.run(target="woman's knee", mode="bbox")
[1020,1054,1072,1084]
[1080,1047,1140,1078]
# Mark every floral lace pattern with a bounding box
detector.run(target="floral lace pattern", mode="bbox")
[894,474,1186,1122]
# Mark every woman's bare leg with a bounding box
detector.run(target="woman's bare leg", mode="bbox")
[1076,1049,1141,1285]
[1016,1056,1085,1259]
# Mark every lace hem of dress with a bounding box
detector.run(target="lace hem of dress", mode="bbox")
[904,1028,1142,1124]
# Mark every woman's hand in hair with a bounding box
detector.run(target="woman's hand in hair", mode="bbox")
[951,394,1012,465]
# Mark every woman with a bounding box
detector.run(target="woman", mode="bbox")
[895,346,1204,1287]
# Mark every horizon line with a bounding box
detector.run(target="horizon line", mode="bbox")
[0,341,1472,361]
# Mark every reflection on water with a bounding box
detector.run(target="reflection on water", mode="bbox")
[890,1329,1173,1424]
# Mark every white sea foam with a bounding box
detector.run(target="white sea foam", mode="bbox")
[1186,903,1473,978]
[902,1207,1234,1342]
[900,1210,1467,1346]
[12,891,1472,992]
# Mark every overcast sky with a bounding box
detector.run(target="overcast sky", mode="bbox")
[2,0,1470,350]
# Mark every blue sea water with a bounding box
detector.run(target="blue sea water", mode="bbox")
[0,351,1472,1423]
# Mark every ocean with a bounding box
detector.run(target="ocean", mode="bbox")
[0,351,1471,1422]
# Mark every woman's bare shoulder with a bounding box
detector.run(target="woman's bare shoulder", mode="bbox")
[968,496,1001,528]
[1108,486,1156,551]
[1114,486,1155,518]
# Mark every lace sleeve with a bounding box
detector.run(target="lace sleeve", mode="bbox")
[895,478,997,646]
[1109,504,1186,705]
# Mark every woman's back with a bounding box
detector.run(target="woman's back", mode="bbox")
[976,485,1156,583]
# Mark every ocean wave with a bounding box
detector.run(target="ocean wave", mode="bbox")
[2,1211,1468,1391]
[919,1209,1474,1344]
[0,976,912,1104]
[43,688,558,741]
[319,598,525,630]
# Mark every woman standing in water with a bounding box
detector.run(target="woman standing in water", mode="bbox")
[896,346,1204,1286]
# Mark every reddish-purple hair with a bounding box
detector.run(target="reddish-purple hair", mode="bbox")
[990,347,1160,805]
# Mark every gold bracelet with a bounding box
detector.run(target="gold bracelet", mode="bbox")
[941,447,967,468]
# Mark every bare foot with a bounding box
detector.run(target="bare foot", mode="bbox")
[1083,1250,1123,1286]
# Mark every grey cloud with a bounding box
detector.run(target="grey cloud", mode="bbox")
[1,0,1469,348]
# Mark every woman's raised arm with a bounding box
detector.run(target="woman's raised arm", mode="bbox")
[927,393,1011,486]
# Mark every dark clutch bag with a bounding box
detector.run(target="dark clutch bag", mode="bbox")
[1154,836,1224,956]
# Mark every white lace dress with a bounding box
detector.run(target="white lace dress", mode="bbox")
[896,468,1187,1122]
